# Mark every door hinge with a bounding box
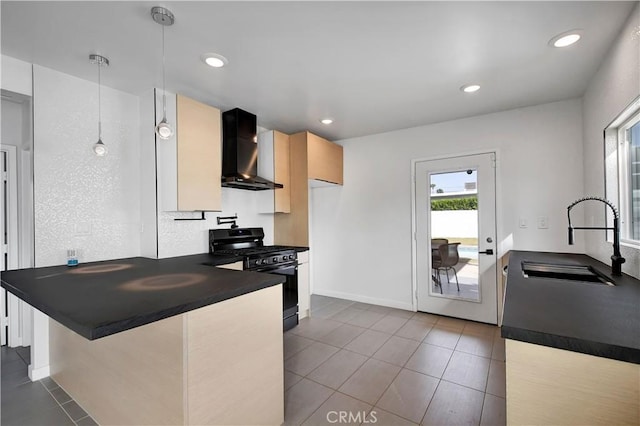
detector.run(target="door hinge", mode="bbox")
[1,316,8,328]
[2,171,7,181]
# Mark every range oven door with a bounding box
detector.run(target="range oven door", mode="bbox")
[254,263,298,331]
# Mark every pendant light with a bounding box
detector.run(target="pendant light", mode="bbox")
[151,6,175,140]
[89,54,109,156]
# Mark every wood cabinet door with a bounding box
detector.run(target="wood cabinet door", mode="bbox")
[274,131,291,213]
[307,133,343,185]
[176,95,221,211]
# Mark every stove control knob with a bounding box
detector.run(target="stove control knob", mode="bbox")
[289,255,295,260]
[273,257,278,262]
[260,259,267,265]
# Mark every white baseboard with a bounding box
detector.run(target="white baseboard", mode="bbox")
[28,364,50,381]
[312,289,414,312]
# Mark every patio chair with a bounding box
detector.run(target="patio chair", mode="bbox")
[432,242,461,292]
[430,239,448,293]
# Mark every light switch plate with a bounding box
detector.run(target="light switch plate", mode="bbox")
[519,217,528,228]
[537,216,549,229]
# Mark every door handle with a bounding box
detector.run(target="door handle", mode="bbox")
[479,249,494,255]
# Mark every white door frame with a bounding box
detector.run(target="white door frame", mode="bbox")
[410,149,502,314]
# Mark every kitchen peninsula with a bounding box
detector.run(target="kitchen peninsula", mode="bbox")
[502,251,640,425]
[1,255,285,425]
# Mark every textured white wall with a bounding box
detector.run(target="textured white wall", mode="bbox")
[583,4,640,279]
[33,65,141,267]
[1,55,32,96]
[311,99,584,308]
[156,188,275,258]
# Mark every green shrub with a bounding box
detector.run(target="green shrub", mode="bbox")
[431,196,477,211]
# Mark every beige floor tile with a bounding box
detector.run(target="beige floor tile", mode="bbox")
[421,380,484,425]
[315,323,366,348]
[491,336,505,361]
[339,358,401,405]
[344,329,392,357]
[345,310,387,328]
[307,349,368,390]
[330,307,366,323]
[368,304,395,314]
[371,315,409,334]
[435,316,467,331]
[395,319,433,341]
[404,343,453,378]
[442,351,490,392]
[386,309,416,319]
[310,295,337,311]
[284,333,315,360]
[285,370,304,391]
[285,342,340,376]
[352,302,375,310]
[480,394,506,426]
[463,321,498,337]
[312,303,350,319]
[411,312,440,325]
[486,359,506,398]
[371,408,419,425]
[376,369,439,423]
[291,317,343,340]
[284,378,334,426]
[422,325,462,349]
[372,336,420,367]
[302,391,373,426]
[455,333,494,358]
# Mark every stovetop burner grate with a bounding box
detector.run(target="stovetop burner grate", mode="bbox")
[212,245,297,257]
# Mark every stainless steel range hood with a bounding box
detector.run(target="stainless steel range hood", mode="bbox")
[221,108,283,191]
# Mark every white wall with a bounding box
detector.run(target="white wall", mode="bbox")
[156,188,275,258]
[1,55,32,96]
[33,65,141,267]
[583,4,640,278]
[311,99,584,309]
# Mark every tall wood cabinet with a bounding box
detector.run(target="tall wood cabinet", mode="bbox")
[274,131,343,246]
[155,90,222,212]
[258,130,291,213]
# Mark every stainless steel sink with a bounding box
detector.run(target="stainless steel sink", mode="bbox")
[521,261,615,286]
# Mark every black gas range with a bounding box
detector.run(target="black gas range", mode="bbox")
[209,228,299,331]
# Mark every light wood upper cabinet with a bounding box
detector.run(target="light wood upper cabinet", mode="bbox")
[176,94,221,211]
[155,90,221,212]
[258,130,291,213]
[307,133,343,185]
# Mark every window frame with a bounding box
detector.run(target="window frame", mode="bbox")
[605,95,640,248]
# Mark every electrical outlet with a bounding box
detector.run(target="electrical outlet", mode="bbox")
[519,217,528,228]
[537,216,549,229]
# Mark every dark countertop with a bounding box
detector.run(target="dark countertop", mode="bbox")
[0,255,283,341]
[502,251,640,364]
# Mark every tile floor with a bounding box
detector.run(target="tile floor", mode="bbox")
[1,295,506,426]
[284,295,506,425]
[1,345,97,426]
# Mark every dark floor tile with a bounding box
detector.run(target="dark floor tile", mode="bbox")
[1,359,31,389]
[480,394,506,426]
[50,386,73,404]
[76,416,99,426]
[284,378,334,426]
[422,380,484,425]
[1,346,22,364]
[39,376,60,391]
[442,351,490,391]
[7,405,75,426]
[16,346,31,365]
[1,380,61,423]
[486,359,506,398]
[61,400,88,421]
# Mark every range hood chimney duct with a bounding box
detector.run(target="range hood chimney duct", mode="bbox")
[221,108,283,191]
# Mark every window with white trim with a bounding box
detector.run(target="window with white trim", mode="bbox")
[605,96,640,246]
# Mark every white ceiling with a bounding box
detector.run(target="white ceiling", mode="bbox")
[1,1,636,141]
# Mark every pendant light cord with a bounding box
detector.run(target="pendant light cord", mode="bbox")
[162,23,167,120]
[97,60,102,139]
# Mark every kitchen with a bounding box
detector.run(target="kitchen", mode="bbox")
[1,1,639,426]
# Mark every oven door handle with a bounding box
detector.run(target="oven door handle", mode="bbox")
[253,264,297,274]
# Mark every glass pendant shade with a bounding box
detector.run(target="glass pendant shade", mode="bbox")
[155,118,174,140]
[93,139,107,156]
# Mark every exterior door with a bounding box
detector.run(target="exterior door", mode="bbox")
[415,152,498,324]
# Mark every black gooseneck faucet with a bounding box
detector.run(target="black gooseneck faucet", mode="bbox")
[567,197,625,276]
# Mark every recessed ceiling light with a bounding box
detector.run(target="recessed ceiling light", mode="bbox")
[202,53,228,68]
[320,118,333,125]
[549,31,582,48]
[460,84,481,93]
